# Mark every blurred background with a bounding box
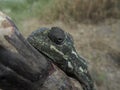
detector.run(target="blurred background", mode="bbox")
[0,0,120,90]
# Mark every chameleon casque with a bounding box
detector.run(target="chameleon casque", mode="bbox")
[27,27,95,90]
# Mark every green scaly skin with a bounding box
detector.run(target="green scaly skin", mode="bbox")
[27,27,95,90]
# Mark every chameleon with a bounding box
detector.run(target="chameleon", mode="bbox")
[27,27,95,90]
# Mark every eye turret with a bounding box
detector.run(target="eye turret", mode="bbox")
[48,27,66,45]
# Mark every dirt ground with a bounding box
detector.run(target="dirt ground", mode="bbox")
[20,18,120,90]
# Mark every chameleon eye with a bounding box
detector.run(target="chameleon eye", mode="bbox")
[48,27,66,45]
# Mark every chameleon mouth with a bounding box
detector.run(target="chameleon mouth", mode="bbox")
[65,52,95,90]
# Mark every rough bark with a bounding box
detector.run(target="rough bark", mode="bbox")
[0,12,82,90]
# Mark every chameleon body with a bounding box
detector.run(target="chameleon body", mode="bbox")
[27,27,95,90]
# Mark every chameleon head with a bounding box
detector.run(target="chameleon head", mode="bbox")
[27,27,95,90]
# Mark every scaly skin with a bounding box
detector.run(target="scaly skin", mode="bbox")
[27,27,95,90]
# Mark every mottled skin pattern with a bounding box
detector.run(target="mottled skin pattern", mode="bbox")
[27,27,95,90]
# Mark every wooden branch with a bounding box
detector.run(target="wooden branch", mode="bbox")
[0,11,51,89]
[4,18,51,83]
